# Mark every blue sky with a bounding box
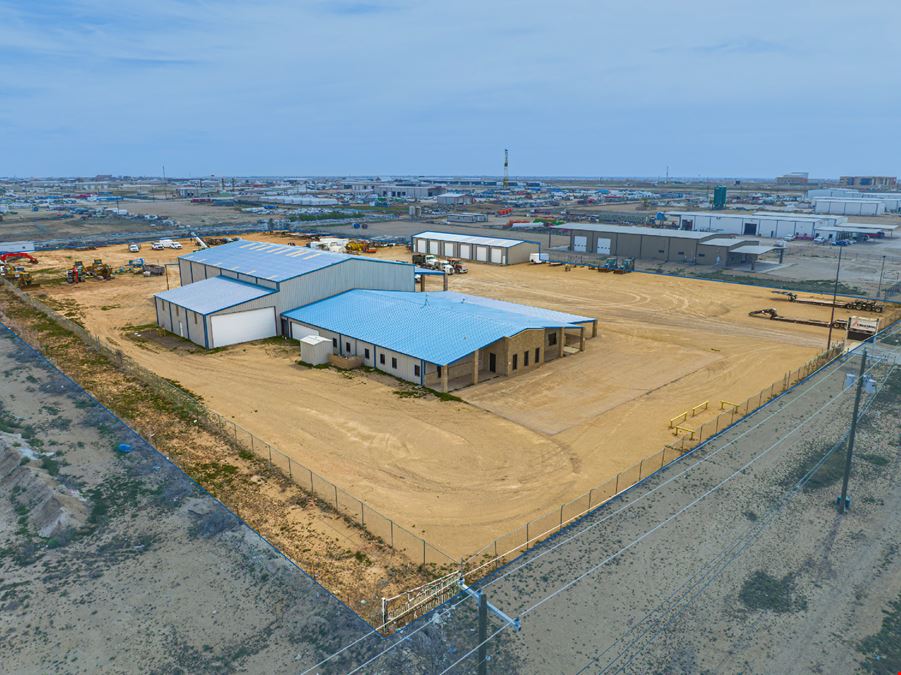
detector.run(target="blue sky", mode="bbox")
[1,0,899,178]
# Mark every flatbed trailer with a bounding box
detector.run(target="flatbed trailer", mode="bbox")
[772,291,883,313]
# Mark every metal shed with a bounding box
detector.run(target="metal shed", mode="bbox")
[411,231,539,265]
[552,223,712,263]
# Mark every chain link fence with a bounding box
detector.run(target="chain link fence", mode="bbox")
[0,279,456,573]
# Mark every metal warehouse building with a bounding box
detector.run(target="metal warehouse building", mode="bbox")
[813,198,886,216]
[554,224,783,267]
[155,240,415,348]
[283,290,597,392]
[666,211,841,238]
[553,223,713,262]
[412,231,539,265]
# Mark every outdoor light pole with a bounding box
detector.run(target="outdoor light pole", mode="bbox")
[838,349,867,514]
[826,246,843,349]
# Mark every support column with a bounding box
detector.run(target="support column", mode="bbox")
[472,349,479,385]
[419,274,425,291]
[580,326,586,351]
[558,327,565,358]
[441,366,448,393]
[592,320,598,338]
[443,272,448,291]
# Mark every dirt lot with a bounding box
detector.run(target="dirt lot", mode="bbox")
[21,238,898,559]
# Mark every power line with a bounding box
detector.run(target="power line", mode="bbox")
[302,349,878,673]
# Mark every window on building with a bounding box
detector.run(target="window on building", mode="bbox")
[380,353,385,365]
[345,342,351,353]
[658,249,665,254]
[437,365,442,377]
[364,348,370,359]
[524,350,529,367]
[548,332,557,346]
[414,364,421,377]
[332,338,337,348]
[512,354,518,371]
[677,251,684,255]
[535,347,540,363]
[391,357,397,369]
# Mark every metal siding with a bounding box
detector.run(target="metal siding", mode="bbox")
[506,241,538,264]
[275,259,414,315]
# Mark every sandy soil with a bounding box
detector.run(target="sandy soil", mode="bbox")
[22,239,896,558]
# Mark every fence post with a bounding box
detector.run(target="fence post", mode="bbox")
[525,522,529,550]
[288,457,292,479]
[267,444,272,467]
[560,504,564,527]
[334,484,339,509]
[423,539,426,566]
[615,472,620,494]
[639,459,644,480]
[251,434,255,453]
[588,488,593,509]
[361,502,365,526]
[390,520,394,548]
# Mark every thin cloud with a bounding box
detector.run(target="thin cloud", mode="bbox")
[655,37,793,56]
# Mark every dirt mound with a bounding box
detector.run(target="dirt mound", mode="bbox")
[0,433,88,538]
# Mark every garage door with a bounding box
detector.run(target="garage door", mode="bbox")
[490,248,503,264]
[429,240,440,254]
[290,323,319,341]
[459,243,471,259]
[476,246,488,261]
[573,235,587,252]
[210,307,276,347]
[415,239,427,253]
[596,238,611,254]
[444,242,455,257]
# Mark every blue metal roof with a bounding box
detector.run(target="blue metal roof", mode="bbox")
[282,290,594,365]
[155,276,274,315]
[180,239,412,283]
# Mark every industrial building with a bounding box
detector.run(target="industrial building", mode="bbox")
[554,223,783,268]
[807,189,901,212]
[839,176,897,189]
[154,239,596,390]
[666,211,841,238]
[446,212,487,224]
[283,290,597,392]
[155,240,416,348]
[412,231,539,265]
[813,198,886,216]
[436,193,473,207]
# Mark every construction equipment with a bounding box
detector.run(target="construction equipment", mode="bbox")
[772,290,883,313]
[2,265,33,288]
[614,258,635,274]
[346,240,376,254]
[0,252,38,265]
[597,257,616,272]
[749,308,848,330]
[191,232,208,250]
[143,264,165,276]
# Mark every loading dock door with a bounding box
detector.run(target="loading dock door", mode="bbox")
[476,246,488,262]
[429,240,440,254]
[596,238,611,254]
[573,235,588,252]
[459,243,471,259]
[490,248,503,264]
[415,239,427,253]
[210,307,276,348]
[743,222,758,235]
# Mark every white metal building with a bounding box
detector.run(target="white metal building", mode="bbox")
[155,239,416,348]
[666,211,840,238]
[813,199,886,216]
[446,212,488,223]
[412,231,539,265]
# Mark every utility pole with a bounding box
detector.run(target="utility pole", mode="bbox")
[826,245,843,349]
[838,349,867,513]
[478,591,488,675]
[503,149,509,190]
[876,255,886,299]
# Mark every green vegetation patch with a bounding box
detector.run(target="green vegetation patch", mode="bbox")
[859,593,901,673]
[739,570,807,613]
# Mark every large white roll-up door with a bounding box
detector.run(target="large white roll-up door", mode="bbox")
[596,238,611,254]
[476,246,488,261]
[459,243,471,259]
[444,242,455,256]
[429,240,440,254]
[290,323,319,341]
[210,307,276,347]
[490,248,503,264]
[415,239,427,253]
[573,236,588,252]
